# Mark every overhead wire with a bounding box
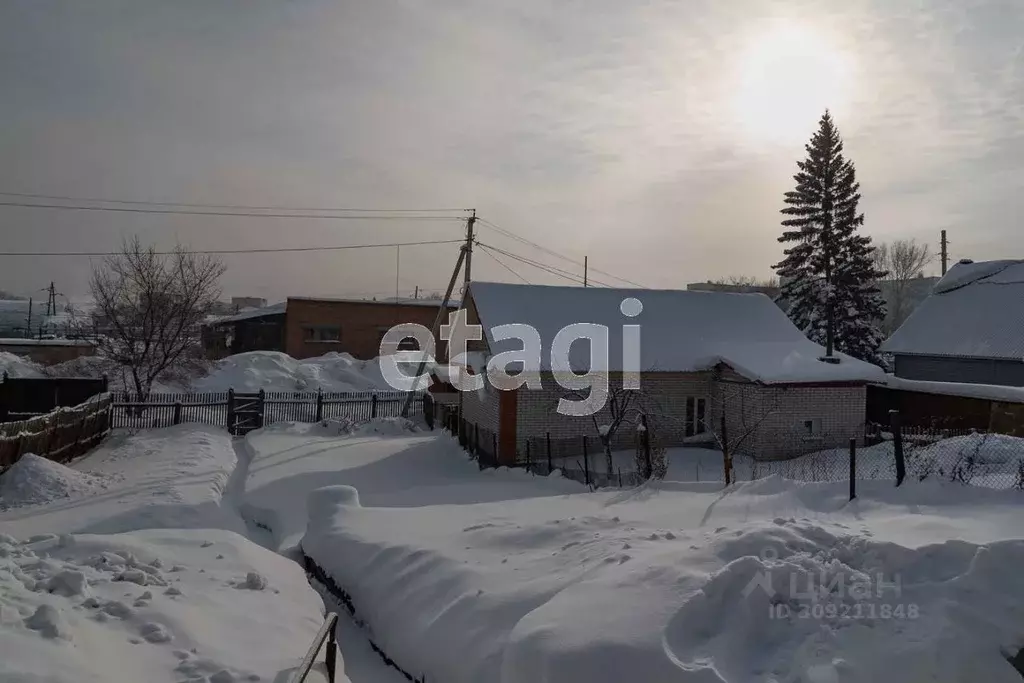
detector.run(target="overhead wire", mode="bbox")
[476,244,531,284]
[475,241,613,286]
[0,239,464,257]
[0,190,470,214]
[0,201,463,221]
[477,217,650,288]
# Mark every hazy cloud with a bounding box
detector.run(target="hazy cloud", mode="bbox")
[1,0,1021,298]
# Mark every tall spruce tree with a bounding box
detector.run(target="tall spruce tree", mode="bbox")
[774,111,887,363]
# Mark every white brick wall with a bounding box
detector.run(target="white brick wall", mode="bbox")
[513,371,718,456]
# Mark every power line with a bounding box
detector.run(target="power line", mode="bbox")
[0,239,463,257]
[0,201,463,221]
[479,242,618,287]
[477,244,531,284]
[478,217,649,288]
[476,242,602,286]
[0,190,470,214]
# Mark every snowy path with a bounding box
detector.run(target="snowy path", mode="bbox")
[228,426,421,683]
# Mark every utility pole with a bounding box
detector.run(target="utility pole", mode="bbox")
[584,256,588,287]
[940,230,949,276]
[414,286,419,300]
[25,297,32,339]
[464,209,476,295]
[400,209,476,418]
[395,245,401,301]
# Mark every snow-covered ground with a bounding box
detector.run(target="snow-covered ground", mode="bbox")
[1,349,406,394]
[0,424,346,683]
[191,351,402,393]
[3,420,1023,683]
[227,426,1020,683]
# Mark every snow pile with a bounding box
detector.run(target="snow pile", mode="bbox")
[0,424,245,537]
[191,350,403,393]
[0,350,43,378]
[292,431,1024,683]
[0,529,328,683]
[0,453,113,509]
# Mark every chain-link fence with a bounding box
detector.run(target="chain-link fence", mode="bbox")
[438,405,1024,493]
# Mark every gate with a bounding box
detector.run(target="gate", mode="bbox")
[228,390,264,435]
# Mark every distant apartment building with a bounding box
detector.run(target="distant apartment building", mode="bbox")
[231,296,268,311]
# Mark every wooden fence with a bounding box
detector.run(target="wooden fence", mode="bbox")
[111,389,425,435]
[0,393,113,473]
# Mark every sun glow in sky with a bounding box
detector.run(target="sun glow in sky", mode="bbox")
[732,22,856,146]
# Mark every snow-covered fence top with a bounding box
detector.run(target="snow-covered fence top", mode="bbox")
[0,393,112,473]
[111,389,425,434]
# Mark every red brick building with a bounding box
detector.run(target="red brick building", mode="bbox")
[203,297,456,361]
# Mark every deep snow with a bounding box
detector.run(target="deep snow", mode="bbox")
[221,424,1022,683]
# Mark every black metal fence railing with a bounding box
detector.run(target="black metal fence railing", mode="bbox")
[435,405,1024,495]
[111,389,425,435]
[288,612,338,683]
[437,404,646,490]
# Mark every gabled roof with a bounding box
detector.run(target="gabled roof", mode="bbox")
[466,282,882,384]
[882,260,1024,360]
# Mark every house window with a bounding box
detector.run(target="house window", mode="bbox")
[801,418,822,439]
[685,397,708,437]
[302,325,341,342]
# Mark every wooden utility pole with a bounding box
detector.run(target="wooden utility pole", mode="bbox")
[25,297,32,339]
[940,230,949,276]
[464,210,476,295]
[584,256,588,287]
[400,209,476,418]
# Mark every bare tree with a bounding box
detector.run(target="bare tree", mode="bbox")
[711,275,780,290]
[81,237,225,400]
[873,239,932,334]
[703,378,780,484]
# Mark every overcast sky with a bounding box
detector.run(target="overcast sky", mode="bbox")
[1,0,1022,302]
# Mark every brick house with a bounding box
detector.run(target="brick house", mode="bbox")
[455,282,883,463]
[202,296,455,360]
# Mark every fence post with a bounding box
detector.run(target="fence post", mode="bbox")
[227,388,235,434]
[257,389,265,429]
[618,468,622,488]
[546,432,552,472]
[474,423,480,456]
[640,414,652,479]
[890,409,905,487]
[525,439,531,468]
[721,413,731,486]
[326,620,337,683]
[316,388,324,422]
[173,402,183,426]
[849,437,857,501]
[492,433,498,463]
[582,435,590,487]
[102,375,109,392]
[371,394,378,419]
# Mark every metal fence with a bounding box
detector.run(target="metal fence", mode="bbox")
[111,389,425,434]
[441,406,646,489]
[438,405,1024,494]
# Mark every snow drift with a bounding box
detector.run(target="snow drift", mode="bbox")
[302,474,1024,683]
[191,351,400,393]
[0,453,113,509]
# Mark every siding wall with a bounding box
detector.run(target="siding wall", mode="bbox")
[894,354,1024,387]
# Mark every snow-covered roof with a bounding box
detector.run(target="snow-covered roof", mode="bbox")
[289,296,458,308]
[466,282,883,384]
[208,302,287,325]
[882,259,1024,360]
[0,338,94,348]
[876,374,1024,404]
